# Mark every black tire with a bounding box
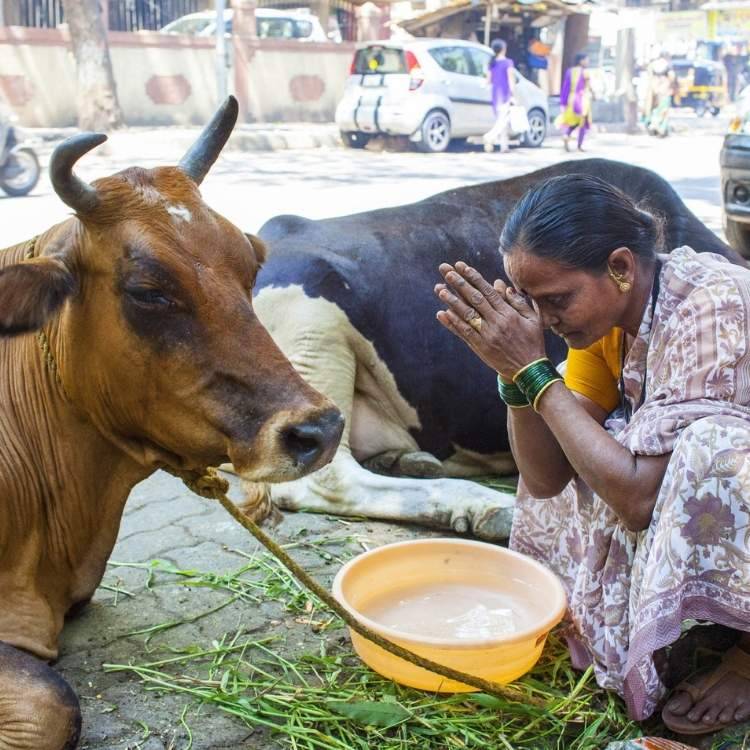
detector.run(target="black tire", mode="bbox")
[711,106,721,117]
[416,110,451,153]
[522,108,547,148]
[0,147,40,197]
[724,216,750,259]
[341,131,371,149]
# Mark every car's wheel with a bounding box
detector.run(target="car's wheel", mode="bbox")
[341,131,371,149]
[724,216,750,259]
[522,108,547,148]
[416,110,451,153]
[711,106,721,117]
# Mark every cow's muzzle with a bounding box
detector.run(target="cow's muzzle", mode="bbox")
[281,407,344,473]
[228,404,344,483]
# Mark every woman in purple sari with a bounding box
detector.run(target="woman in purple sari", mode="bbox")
[434,175,750,736]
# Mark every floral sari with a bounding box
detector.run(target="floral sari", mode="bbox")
[510,246,750,720]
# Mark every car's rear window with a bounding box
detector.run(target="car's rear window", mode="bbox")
[352,46,407,75]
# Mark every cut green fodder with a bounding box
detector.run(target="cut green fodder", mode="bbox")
[103,540,644,750]
[106,629,643,750]
[102,504,647,748]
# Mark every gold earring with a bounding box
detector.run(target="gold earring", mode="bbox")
[608,267,632,293]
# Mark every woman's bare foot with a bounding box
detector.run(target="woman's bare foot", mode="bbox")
[662,636,750,735]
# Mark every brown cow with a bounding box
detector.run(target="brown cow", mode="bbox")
[0,97,343,749]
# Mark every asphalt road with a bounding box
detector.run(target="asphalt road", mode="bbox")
[0,110,729,248]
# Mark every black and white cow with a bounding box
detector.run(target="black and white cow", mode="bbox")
[241,159,744,540]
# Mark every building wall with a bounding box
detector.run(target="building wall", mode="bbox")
[0,25,354,126]
[237,39,353,122]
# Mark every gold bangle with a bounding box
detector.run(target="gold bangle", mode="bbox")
[512,358,549,384]
[532,377,563,412]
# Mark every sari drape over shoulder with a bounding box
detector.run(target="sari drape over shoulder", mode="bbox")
[510,247,750,720]
[555,65,592,129]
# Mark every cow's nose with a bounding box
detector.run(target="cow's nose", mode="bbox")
[281,408,344,469]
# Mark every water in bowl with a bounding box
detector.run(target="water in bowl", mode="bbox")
[362,582,534,640]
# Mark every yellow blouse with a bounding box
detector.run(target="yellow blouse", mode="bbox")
[563,328,623,413]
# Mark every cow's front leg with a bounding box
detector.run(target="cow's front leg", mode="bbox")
[254,452,515,541]
[0,642,80,750]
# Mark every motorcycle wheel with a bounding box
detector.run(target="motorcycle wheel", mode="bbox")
[0,148,41,197]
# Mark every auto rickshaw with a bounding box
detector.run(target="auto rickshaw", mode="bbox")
[671,59,728,116]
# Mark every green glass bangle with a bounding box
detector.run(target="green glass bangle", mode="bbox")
[497,375,530,408]
[513,358,563,410]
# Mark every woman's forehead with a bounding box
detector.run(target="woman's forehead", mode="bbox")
[505,251,558,282]
[504,251,583,294]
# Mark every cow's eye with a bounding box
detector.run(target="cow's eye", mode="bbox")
[125,286,174,308]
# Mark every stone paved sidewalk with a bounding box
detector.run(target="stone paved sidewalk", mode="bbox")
[58,471,428,749]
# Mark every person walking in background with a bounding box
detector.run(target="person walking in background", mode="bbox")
[646,55,677,138]
[556,52,592,152]
[483,39,515,154]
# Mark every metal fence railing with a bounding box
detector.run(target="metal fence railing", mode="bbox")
[10,0,206,31]
[107,0,204,31]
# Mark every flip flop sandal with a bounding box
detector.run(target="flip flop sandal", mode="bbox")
[661,645,750,735]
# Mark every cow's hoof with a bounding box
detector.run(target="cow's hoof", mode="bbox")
[362,450,401,474]
[0,641,81,749]
[396,451,445,478]
[363,450,446,478]
[471,506,514,541]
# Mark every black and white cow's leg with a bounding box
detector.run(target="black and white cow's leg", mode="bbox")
[0,642,81,750]
[270,457,515,540]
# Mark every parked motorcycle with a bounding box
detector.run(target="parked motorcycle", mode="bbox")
[0,116,40,197]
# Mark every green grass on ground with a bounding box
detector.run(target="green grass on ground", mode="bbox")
[104,545,652,750]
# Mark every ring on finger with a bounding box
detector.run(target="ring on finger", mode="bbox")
[469,316,482,333]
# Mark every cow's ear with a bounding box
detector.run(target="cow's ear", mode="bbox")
[0,257,77,337]
[245,233,267,266]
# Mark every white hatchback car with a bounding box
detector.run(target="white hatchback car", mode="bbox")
[159,8,331,42]
[335,39,548,152]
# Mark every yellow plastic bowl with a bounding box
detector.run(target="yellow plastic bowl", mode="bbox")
[332,538,567,692]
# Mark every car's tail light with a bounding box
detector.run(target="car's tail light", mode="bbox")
[405,51,424,91]
[349,54,357,74]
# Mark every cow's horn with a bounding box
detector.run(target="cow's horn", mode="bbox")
[179,96,238,185]
[50,133,106,214]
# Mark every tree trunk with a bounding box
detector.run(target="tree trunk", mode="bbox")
[616,27,638,134]
[62,0,123,131]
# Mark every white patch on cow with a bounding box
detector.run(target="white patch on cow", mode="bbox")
[166,204,192,223]
[242,284,516,541]
[134,184,162,204]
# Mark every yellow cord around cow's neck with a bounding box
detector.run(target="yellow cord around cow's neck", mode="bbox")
[24,235,544,709]
[25,236,71,401]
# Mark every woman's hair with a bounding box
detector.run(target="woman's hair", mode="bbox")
[499,174,663,272]
[491,39,507,56]
[574,52,588,65]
